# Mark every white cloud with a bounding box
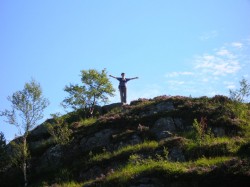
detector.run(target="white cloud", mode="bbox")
[231,42,243,48]
[194,48,241,76]
[223,81,236,89]
[165,71,194,77]
[199,30,218,41]
[164,37,249,98]
[167,80,185,85]
[216,49,231,56]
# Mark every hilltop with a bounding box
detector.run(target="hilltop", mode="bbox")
[1,95,250,187]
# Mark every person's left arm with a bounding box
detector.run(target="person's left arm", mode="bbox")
[126,77,138,82]
[131,77,139,80]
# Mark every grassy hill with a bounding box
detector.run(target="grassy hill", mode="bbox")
[1,95,250,187]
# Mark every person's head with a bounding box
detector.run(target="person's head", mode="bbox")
[121,73,125,78]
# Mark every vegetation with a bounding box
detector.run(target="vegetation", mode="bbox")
[1,78,250,186]
[0,79,49,187]
[62,69,115,117]
[46,113,73,146]
[229,78,250,102]
[0,132,7,171]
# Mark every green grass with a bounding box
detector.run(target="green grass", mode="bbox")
[79,117,97,127]
[105,160,186,183]
[84,156,232,186]
[183,136,246,159]
[192,156,231,167]
[38,181,83,187]
[91,141,159,162]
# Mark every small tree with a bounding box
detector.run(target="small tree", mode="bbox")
[229,78,250,121]
[229,78,250,102]
[46,113,73,146]
[62,69,115,117]
[0,79,49,186]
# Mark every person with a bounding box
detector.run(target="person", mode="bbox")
[109,73,139,104]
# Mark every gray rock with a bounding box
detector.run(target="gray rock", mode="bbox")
[155,102,174,112]
[40,144,63,169]
[138,101,175,118]
[151,117,176,140]
[174,118,184,130]
[29,137,54,151]
[30,124,49,137]
[169,146,185,162]
[213,127,225,137]
[80,129,113,152]
[129,134,142,145]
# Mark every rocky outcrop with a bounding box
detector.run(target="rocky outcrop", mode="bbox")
[80,129,114,152]
[151,117,176,140]
[3,95,249,187]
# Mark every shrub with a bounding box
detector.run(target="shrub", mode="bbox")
[45,113,73,146]
[192,117,214,145]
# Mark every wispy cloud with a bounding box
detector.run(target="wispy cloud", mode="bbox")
[231,42,243,48]
[199,30,218,41]
[164,37,250,97]
[165,71,194,78]
[194,53,241,76]
[223,81,236,89]
[167,80,185,85]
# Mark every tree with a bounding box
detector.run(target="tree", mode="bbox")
[62,69,115,117]
[228,78,250,122]
[0,132,7,171]
[229,78,250,102]
[0,132,6,153]
[0,79,49,186]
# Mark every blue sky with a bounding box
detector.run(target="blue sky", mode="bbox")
[1,0,250,141]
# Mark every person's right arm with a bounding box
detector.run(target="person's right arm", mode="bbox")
[109,75,117,79]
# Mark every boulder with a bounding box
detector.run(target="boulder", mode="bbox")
[169,146,185,162]
[29,124,49,140]
[39,144,63,169]
[213,127,225,137]
[174,118,184,130]
[80,129,114,152]
[155,101,174,112]
[151,117,176,140]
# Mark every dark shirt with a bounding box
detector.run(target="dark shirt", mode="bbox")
[116,78,132,87]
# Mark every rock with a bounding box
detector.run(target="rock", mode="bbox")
[138,101,175,118]
[40,144,63,169]
[174,118,184,130]
[29,124,49,140]
[169,146,185,162]
[155,102,174,112]
[129,134,142,145]
[80,166,103,180]
[130,98,150,106]
[213,127,225,137]
[131,177,164,187]
[151,117,176,140]
[101,103,122,114]
[80,129,114,152]
[29,137,54,151]
[138,124,149,132]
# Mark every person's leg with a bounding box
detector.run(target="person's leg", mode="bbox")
[120,87,126,104]
[119,88,123,103]
[124,87,127,103]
